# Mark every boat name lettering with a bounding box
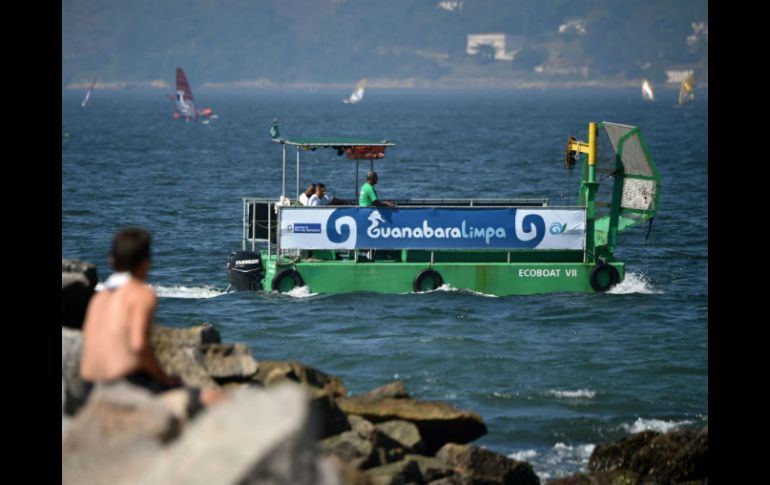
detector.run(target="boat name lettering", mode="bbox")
[235,259,260,266]
[367,212,506,245]
[518,268,562,278]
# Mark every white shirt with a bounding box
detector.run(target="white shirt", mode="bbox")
[308,194,331,206]
[299,193,311,206]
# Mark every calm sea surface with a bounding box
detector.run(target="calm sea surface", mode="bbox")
[62,88,707,482]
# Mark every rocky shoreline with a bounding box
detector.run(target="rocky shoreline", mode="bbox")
[62,260,707,484]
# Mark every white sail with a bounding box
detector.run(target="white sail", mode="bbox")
[641,79,654,101]
[677,73,696,107]
[81,78,97,108]
[343,79,366,104]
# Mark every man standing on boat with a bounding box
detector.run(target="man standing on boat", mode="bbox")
[359,171,395,208]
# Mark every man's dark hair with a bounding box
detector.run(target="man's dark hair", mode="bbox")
[111,227,151,272]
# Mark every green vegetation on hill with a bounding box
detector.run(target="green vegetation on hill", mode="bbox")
[62,0,708,87]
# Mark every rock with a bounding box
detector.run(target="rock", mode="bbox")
[363,381,410,399]
[337,396,487,454]
[363,458,423,485]
[62,380,181,453]
[403,454,455,482]
[319,431,374,469]
[199,342,259,380]
[154,344,219,389]
[348,414,375,440]
[374,419,424,453]
[151,323,221,348]
[310,387,353,439]
[255,360,347,397]
[436,443,540,485]
[62,260,98,329]
[323,455,370,485]
[132,383,340,485]
[62,327,85,415]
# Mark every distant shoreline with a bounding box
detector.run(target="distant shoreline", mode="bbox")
[64,78,707,91]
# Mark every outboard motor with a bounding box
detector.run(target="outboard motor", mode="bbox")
[227,250,265,291]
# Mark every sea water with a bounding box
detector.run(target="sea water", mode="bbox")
[62,88,707,481]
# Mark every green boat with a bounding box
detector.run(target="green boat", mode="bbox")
[227,121,660,295]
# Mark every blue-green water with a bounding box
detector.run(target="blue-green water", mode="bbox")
[62,88,707,482]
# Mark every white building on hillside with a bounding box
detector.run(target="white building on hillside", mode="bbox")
[466,33,517,61]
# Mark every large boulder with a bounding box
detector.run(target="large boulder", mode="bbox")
[337,396,487,454]
[132,383,341,485]
[151,324,223,389]
[255,360,347,397]
[363,381,409,400]
[62,259,98,329]
[588,427,708,484]
[436,443,540,485]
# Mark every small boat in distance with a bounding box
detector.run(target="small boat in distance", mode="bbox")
[641,79,655,102]
[81,78,97,108]
[170,67,216,121]
[343,79,366,104]
[677,73,696,107]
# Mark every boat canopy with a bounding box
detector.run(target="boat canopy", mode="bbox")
[273,137,394,148]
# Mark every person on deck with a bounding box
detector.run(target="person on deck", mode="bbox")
[308,183,347,206]
[299,183,316,206]
[358,171,395,208]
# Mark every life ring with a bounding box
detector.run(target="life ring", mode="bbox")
[413,269,444,292]
[589,263,619,292]
[271,269,305,292]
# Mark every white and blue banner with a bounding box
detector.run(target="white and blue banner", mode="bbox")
[279,207,585,250]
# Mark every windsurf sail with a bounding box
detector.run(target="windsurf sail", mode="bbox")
[677,73,696,106]
[641,79,654,102]
[81,78,97,108]
[343,79,366,104]
[173,67,215,120]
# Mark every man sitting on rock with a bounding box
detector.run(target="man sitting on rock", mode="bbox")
[79,227,222,407]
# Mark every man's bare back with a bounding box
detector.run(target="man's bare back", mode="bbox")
[80,277,176,387]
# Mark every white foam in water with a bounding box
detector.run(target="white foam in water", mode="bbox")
[526,442,596,482]
[153,285,226,299]
[283,285,317,298]
[622,417,693,434]
[608,272,663,294]
[545,389,596,399]
[432,283,499,298]
[95,282,225,299]
[509,449,539,461]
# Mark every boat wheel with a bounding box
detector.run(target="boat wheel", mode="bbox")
[413,269,444,292]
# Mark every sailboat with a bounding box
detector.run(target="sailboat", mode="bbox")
[343,79,366,104]
[641,79,655,102]
[171,67,215,121]
[80,78,97,108]
[677,73,696,107]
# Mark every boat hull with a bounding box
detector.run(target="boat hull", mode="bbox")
[261,255,624,295]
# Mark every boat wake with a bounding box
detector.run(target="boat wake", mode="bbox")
[544,388,596,399]
[153,285,227,299]
[509,443,595,483]
[431,284,499,298]
[608,272,663,294]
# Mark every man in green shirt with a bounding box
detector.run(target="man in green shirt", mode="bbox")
[359,171,396,208]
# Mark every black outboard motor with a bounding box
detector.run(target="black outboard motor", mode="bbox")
[227,250,265,291]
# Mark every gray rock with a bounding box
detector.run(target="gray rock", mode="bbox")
[374,419,424,453]
[151,323,221,348]
[403,454,455,482]
[363,458,423,485]
[436,443,540,485]
[62,327,85,415]
[62,259,98,329]
[348,414,375,440]
[363,381,410,399]
[133,383,340,485]
[199,342,259,379]
[255,360,347,397]
[337,396,487,455]
[319,430,374,469]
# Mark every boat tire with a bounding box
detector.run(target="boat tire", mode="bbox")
[271,269,305,293]
[590,263,619,292]
[413,269,444,292]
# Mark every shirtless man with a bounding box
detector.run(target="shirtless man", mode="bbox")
[80,228,181,394]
